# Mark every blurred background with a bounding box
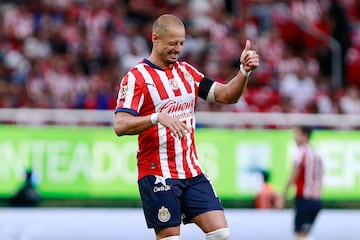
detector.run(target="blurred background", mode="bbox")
[0,0,360,239]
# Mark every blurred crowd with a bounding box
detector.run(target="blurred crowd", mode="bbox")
[0,0,360,114]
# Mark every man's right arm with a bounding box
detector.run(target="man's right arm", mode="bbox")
[114,111,190,138]
[114,112,154,136]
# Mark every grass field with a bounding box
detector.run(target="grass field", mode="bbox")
[0,208,359,240]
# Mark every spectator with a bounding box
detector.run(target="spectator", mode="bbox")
[327,0,352,87]
[0,0,358,116]
[313,84,341,114]
[339,84,360,114]
[255,170,280,209]
[246,0,273,33]
[279,61,317,111]
[10,169,40,207]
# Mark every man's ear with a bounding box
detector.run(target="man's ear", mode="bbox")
[152,32,159,45]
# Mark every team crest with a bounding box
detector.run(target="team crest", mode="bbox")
[168,78,179,90]
[184,72,194,82]
[158,206,171,222]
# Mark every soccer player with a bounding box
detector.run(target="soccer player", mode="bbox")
[279,126,324,240]
[113,14,259,240]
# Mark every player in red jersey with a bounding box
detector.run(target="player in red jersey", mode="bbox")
[279,126,324,240]
[114,14,259,240]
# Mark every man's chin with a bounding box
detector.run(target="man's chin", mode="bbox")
[168,55,179,62]
[167,59,177,64]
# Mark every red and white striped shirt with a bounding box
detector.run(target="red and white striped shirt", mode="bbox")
[293,143,324,199]
[116,59,213,180]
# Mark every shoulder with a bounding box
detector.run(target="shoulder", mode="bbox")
[128,61,147,73]
[176,61,204,79]
[176,61,197,71]
[123,62,149,82]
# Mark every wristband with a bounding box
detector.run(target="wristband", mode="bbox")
[239,64,252,77]
[150,113,159,125]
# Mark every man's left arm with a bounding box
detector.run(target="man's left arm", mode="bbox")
[213,39,259,104]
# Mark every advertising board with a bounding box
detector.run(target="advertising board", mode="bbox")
[1,126,359,200]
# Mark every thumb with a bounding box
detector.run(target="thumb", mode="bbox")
[244,40,251,52]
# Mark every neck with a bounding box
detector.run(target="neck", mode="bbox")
[148,55,173,69]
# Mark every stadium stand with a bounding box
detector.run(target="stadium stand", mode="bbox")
[0,0,359,116]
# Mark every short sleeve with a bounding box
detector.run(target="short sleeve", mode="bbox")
[115,71,144,115]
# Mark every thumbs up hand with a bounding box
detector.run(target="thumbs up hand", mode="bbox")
[240,40,259,73]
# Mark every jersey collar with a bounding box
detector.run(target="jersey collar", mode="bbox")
[143,58,175,71]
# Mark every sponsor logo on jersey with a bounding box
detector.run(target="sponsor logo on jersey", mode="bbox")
[159,99,194,121]
[159,100,193,113]
[154,175,171,192]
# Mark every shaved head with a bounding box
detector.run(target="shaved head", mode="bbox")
[148,14,186,68]
[152,14,185,38]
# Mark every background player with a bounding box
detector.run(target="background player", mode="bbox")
[279,126,324,240]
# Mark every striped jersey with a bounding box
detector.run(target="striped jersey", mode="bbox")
[293,143,324,199]
[115,59,214,180]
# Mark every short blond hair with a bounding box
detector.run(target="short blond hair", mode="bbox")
[152,14,185,37]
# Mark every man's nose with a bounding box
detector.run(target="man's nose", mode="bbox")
[174,44,182,52]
